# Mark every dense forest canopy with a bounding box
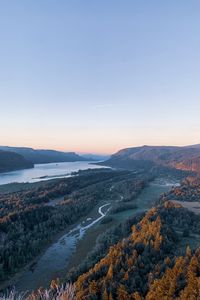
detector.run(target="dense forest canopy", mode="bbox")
[74,201,200,299]
[0,169,150,282]
[19,172,200,300]
[1,161,200,299]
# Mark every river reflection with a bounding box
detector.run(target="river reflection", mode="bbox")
[0,161,108,185]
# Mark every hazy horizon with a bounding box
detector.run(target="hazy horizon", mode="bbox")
[1,1,200,153]
[1,142,200,156]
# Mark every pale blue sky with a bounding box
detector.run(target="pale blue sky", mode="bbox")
[0,1,200,153]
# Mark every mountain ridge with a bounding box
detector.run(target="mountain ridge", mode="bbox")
[0,150,33,173]
[103,144,200,172]
[0,146,86,164]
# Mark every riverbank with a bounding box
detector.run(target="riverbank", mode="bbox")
[0,167,180,296]
[0,168,141,292]
[0,161,108,186]
[1,201,111,293]
[67,179,176,267]
[11,179,176,293]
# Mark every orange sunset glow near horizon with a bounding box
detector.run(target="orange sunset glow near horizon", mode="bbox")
[1,128,200,155]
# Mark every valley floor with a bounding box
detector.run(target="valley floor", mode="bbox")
[172,200,200,214]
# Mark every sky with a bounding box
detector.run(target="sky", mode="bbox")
[0,1,200,154]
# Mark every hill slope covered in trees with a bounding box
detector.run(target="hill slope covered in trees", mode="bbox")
[74,201,200,299]
[0,150,33,173]
[104,145,200,173]
[0,169,149,283]
[0,146,86,164]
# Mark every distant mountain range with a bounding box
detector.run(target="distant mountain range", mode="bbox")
[81,153,110,161]
[0,146,87,165]
[0,146,89,173]
[103,144,200,173]
[0,150,33,173]
[2,144,200,175]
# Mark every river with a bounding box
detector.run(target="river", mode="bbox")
[0,161,107,185]
[12,179,176,293]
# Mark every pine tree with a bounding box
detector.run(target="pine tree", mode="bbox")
[117,284,130,300]
[103,288,109,300]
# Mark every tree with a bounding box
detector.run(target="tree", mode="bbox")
[103,288,109,300]
[117,284,130,300]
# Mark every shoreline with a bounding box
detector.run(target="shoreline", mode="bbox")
[0,201,110,292]
[0,161,108,186]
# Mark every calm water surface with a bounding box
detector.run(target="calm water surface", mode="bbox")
[0,161,107,185]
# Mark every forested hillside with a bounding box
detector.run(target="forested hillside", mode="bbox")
[2,172,200,299]
[0,150,33,173]
[2,169,200,299]
[5,198,200,300]
[0,169,148,282]
[74,201,200,299]
[0,146,86,164]
[104,145,200,173]
[163,176,200,202]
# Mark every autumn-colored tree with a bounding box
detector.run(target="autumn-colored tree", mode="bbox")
[117,284,130,300]
[89,280,99,295]
[107,263,113,279]
[103,288,109,300]
[132,291,144,300]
